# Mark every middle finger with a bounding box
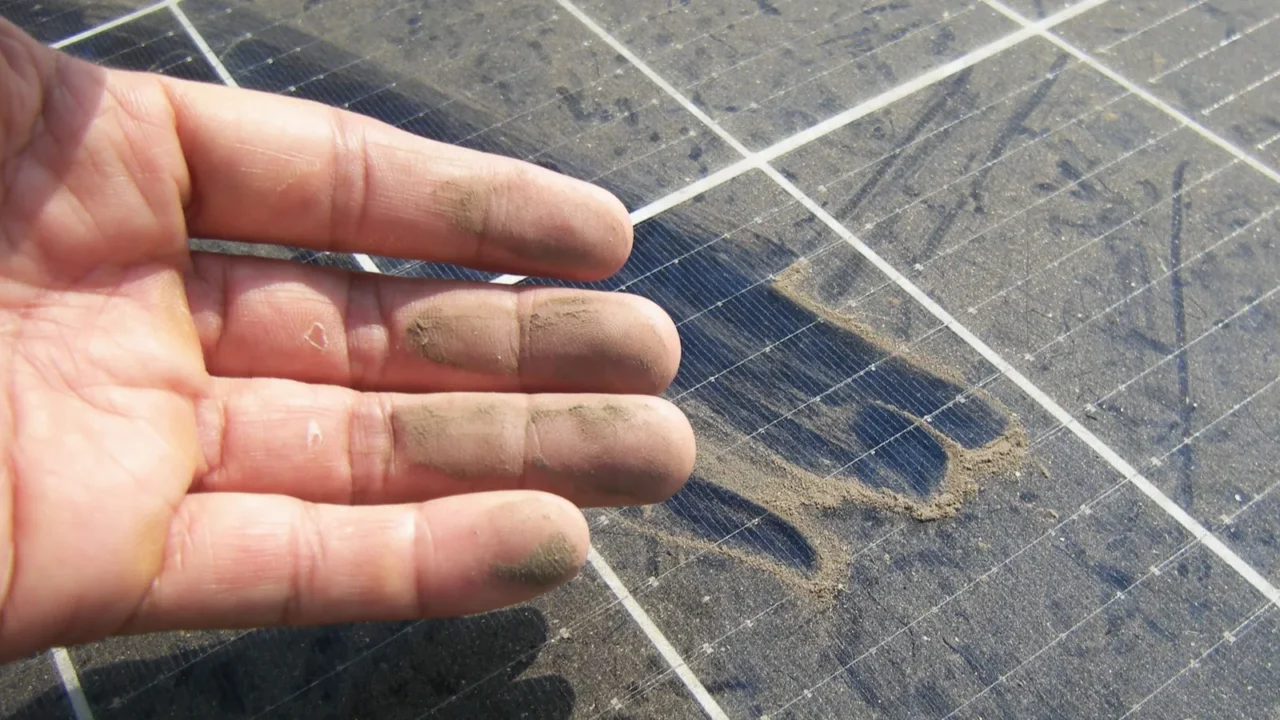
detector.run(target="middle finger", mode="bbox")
[186,252,680,394]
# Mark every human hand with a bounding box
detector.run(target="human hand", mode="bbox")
[0,18,693,662]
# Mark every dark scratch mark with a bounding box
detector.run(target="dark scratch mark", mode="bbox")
[912,54,1070,264]
[863,2,910,15]
[1169,160,1194,509]
[833,69,972,221]
[614,97,640,127]
[969,54,1071,215]
[754,0,782,15]
[554,86,612,124]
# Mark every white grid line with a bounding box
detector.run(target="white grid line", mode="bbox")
[158,7,722,720]
[1119,602,1275,719]
[164,2,384,275]
[982,0,1280,186]
[1201,64,1280,116]
[35,0,1280,714]
[766,171,1280,609]
[578,218,1280,710]
[485,0,1110,289]
[586,548,729,720]
[939,535,1214,718]
[940,372,1280,717]
[48,0,169,49]
[557,4,1280,714]
[49,647,94,720]
[1148,10,1280,83]
[165,0,232,85]
[1095,0,1207,54]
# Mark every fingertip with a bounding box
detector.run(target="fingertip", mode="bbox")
[642,396,697,502]
[586,182,634,278]
[491,165,632,282]
[627,293,682,393]
[483,492,589,590]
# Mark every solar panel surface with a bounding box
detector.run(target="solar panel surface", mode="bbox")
[1,0,1279,717]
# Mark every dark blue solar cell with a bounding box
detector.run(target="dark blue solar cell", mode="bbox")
[665,478,818,572]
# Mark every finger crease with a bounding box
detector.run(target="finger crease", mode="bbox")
[206,257,230,367]
[341,269,361,388]
[521,394,537,493]
[284,502,323,625]
[411,506,436,617]
[514,289,528,393]
[327,109,372,249]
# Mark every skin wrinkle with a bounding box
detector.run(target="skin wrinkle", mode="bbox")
[343,390,362,507]
[281,501,322,626]
[106,87,183,242]
[156,79,201,222]
[343,269,398,390]
[361,274,393,388]
[379,393,399,504]
[187,256,227,364]
[341,269,363,388]
[348,391,392,506]
[409,504,435,617]
[512,289,527,393]
[0,18,670,653]
[117,497,191,634]
[325,107,372,252]
[0,361,19,641]
[16,46,65,172]
[453,164,495,269]
[520,393,536,492]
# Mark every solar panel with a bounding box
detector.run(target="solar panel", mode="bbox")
[2,0,1278,717]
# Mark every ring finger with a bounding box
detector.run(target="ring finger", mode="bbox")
[194,377,696,508]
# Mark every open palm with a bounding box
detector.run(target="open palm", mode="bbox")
[0,19,693,662]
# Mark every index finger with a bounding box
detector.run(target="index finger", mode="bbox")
[154,73,632,280]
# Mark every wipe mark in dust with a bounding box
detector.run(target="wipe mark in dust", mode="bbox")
[614,259,1027,602]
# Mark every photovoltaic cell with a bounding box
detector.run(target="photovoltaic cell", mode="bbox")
[2,0,1279,717]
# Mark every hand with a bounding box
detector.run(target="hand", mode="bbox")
[0,18,693,662]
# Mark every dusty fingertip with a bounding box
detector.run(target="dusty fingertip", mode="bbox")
[487,494,589,589]
[626,293,682,391]
[645,396,697,500]
[588,182,634,276]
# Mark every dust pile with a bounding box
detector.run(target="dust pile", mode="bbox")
[617,259,1027,601]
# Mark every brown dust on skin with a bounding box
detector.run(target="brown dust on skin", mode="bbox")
[525,402,674,504]
[610,259,1027,602]
[528,295,597,330]
[405,313,485,367]
[403,307,516,374]
[392,400,667,505]
[403,293,665,389]
[392,403,521,480]
[491,532,581,588]
[529,402,633,444]
[527,295,663,386]
[430,176,488,235]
